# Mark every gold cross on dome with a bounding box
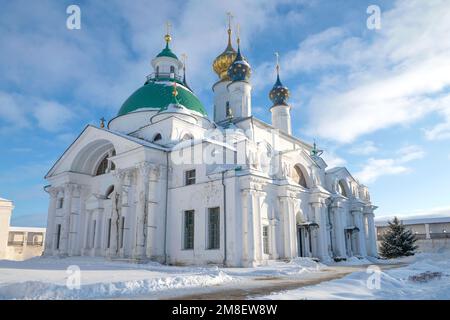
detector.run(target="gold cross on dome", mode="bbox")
[166,21,172,35]
[275,52,280,73]
[226,12,233,29]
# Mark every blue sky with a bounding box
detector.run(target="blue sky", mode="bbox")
[1,0,449,226]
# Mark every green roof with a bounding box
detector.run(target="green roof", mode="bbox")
[118,80,207,116]
[156,44,178,59]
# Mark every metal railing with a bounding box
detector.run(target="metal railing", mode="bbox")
[146,72,182,82]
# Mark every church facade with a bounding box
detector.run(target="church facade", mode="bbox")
[43,25,378,266]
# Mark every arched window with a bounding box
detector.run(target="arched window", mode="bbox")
[110,149,116,171]
[153,133,162,142]
[170,66,175,74]
[338,180,348,197]
[96,155,109,176]
[95,149,116,176]
[293,165,308,188]
[156,66,160,77]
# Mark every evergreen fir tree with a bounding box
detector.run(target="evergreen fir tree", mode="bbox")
[380,217,418,258]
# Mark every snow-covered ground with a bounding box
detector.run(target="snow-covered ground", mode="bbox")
[0,257,325,300]
[1,253,448,300]
[259,253,450,300]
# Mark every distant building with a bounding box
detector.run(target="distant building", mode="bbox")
[376,216,450,253]
[0,197,46,261]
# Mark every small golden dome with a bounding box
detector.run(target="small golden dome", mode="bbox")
[213,28,237,81]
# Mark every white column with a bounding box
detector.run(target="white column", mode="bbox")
[60,184,74,255]
[241,190,249,264]
[332,204,346,258]
[280,197,293,259]
[288,198,297,258]
[245,190,256,266]
[147,166,160,259]
[364,207,378,257]
[312,202,331,261]
[352,207,367,256]
[241,189,258,266]
[133,163,151,260]
[254,191,264,262]
[68,185,82,256]
[108,170,125,257]
[44,187,58,255]
[73,185,87,256]
[270,218,278,259]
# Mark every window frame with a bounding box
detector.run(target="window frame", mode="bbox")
[57,197,64,209]
[262,225,270,255]
[185,169,196,186]
[183,210,195,250]
[207,207,220,250]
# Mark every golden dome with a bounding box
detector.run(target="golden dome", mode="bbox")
[213,28,237,81]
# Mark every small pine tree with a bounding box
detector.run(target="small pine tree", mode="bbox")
[380,217,418,259]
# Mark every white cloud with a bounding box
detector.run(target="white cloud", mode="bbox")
[355,144,425,184]
[33,101,75,132]
[424,94,450,140]
[0,91,75,133]
[253,0,450,143]
[397,145,425,163]
[356,158,408,184]
[0,91,30,128]
[348,141,378,155]
[321,150,346,168]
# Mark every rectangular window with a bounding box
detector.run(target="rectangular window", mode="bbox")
[56,224,61,250]
[208,207,220,249]
[263,226,270,255]
[184,210,195,250]
[107,218,112,249]
[57,198,64,209]
[185,169,196,185]
[120,217,125,249]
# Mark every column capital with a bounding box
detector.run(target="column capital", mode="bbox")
[330,195,348,208]
[63,183,76,195]
[350,200,364,214]
[136,162,161,180]
[48,186,60,198]
[242,188,265,197]
[363,204,378,215]
[309,189,330,205]
[113,168,128,181]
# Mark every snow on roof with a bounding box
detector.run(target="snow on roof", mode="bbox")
[9,226,46,233]
[104,127,169,151]
[376,216,450,227]
[375,206,450,226]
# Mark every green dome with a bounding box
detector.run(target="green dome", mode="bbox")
[156,44,178,59]
[118,80,207,116]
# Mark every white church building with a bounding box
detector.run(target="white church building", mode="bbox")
[43,25,378,266]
